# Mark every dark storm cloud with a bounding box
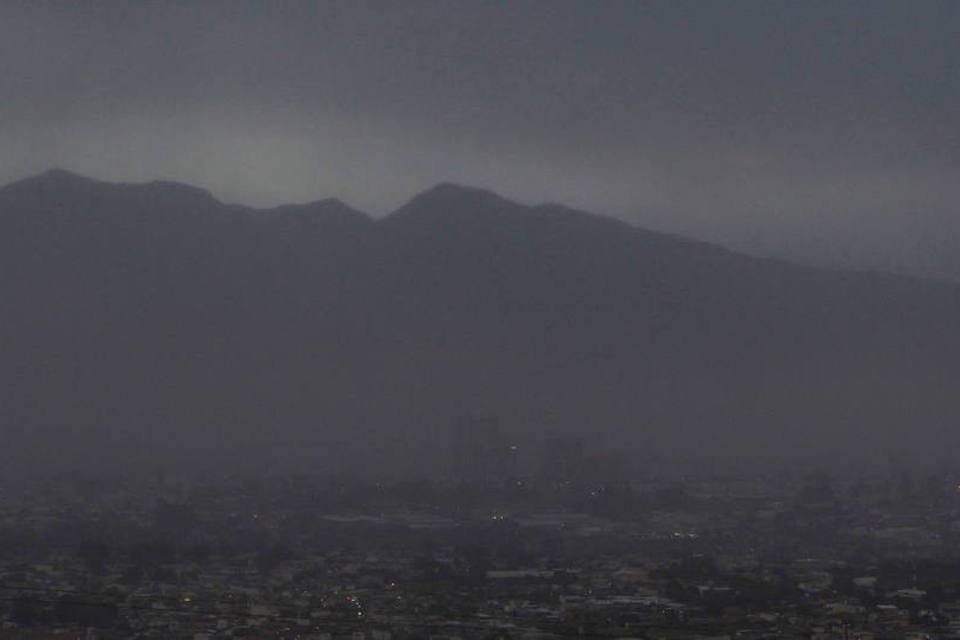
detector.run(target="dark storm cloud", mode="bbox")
[1,1,958,276]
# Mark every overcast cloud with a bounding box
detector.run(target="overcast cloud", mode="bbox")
[2,1,958,277]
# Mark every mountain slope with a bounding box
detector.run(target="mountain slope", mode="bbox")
[1,171,958,477]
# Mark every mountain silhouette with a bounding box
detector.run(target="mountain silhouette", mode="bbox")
[2,171,958,477]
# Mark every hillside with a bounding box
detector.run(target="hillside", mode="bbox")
[1,171,958,477]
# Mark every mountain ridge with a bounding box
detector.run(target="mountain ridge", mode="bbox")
[0,170,951,289]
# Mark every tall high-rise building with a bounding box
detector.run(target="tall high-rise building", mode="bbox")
[453,414,517,488]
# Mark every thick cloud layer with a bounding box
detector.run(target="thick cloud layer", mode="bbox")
[2,1,958,277]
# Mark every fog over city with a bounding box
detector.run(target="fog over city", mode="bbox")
[2,3,960,639]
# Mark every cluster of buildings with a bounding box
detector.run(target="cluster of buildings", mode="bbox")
[1,469,959,639]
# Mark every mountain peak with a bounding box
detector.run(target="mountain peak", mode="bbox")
[1,170,219,210]
[134,179,217,206]
[408,182,512,208]
[2,168,102,194]
[421,182,497,197]
[384,183,521,227]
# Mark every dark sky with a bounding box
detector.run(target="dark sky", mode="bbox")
[2,1,958,276]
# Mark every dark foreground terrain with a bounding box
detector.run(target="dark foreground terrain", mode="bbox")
[2,470,960,639]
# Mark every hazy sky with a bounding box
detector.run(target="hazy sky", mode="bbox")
[2,1,958,276]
